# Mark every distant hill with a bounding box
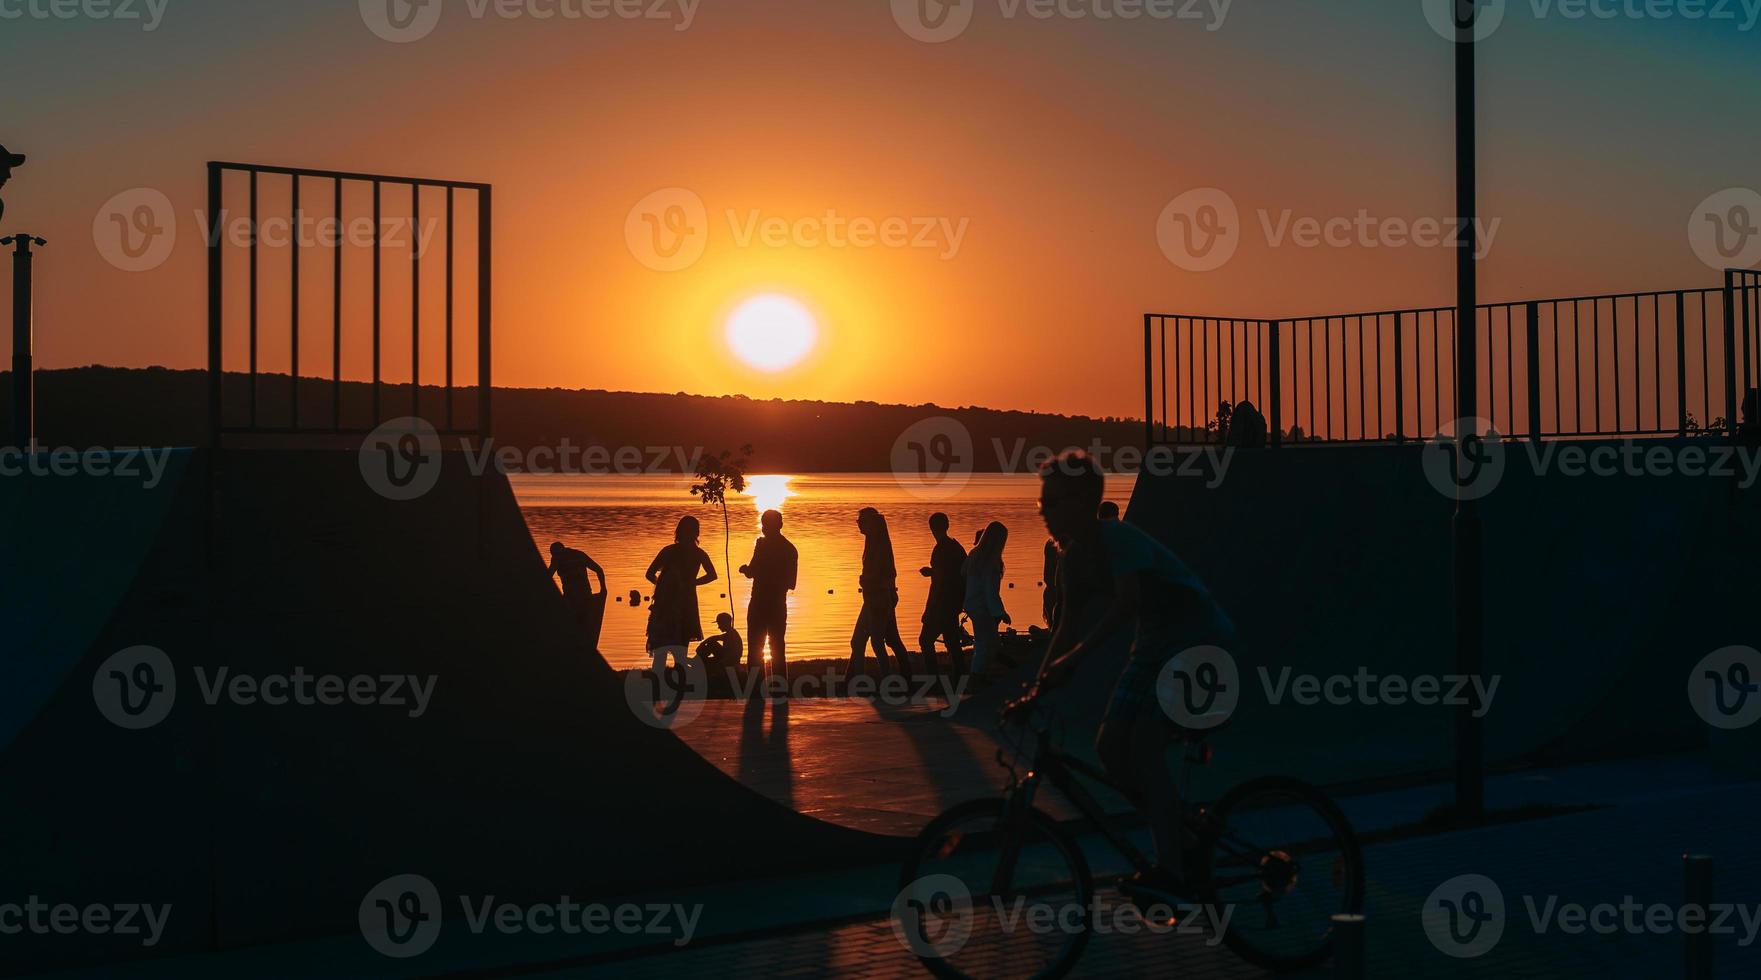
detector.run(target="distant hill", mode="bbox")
[0,367,1153,473]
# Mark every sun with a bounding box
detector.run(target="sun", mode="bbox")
[726,294,817,372]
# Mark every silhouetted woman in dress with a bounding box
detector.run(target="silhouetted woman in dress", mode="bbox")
[645,516,718,664]
[849,507,914,683]
[965,521,1011,674]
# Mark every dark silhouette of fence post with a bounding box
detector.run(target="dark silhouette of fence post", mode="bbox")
[207,162,223,447]
[1268,320,1282,447]
[1393,312,1406,442]
[1677,292,1689,436]
[1144,314,1155,449]
[1525,302,1541,439]
[1723,271,1738,437]
[1684,854,1713,980]
[478,186,494,437]
[5,234,45,451]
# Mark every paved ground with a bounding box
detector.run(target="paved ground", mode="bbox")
[522,771,1761,979]
[671,696,1102,834]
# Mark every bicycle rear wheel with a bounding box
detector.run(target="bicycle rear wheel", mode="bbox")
[1193,776,1364,973]
[896,798,1093,980]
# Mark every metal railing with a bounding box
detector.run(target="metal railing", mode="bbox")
[206,162,493,443]
[1145,271,1761,447]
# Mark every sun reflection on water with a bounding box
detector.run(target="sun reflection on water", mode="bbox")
[742,475,796,524]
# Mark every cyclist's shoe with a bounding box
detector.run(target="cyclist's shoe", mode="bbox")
[1118,867,1187,913]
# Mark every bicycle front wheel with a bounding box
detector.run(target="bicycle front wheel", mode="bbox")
[1193,776,1364,973]
[896,798,1094,980]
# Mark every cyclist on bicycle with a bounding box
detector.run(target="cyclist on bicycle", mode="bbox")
[1025,450,1235,902]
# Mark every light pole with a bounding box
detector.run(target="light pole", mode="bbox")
[1451,0,1485,823]
[4,234,44,452]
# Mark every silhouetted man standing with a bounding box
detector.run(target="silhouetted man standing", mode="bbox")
[918,512,967,675]
[740,509,797,684]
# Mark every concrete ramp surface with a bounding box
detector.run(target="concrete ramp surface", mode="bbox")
[0,451,886,976]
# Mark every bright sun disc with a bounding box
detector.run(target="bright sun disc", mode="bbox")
[726,295,817,371]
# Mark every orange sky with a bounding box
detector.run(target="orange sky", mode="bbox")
[2,3,1758,419]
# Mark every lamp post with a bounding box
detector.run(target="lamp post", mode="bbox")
[3,234,44,452]
[1451,0,1485,823]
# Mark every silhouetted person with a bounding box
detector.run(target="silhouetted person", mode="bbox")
[1228,400,1268,448]
[697,612,744,678]
[918,513,968,676]
[740,509,798,685]
[1031,450,1233,903]
[964,521,1011,674]
[849,507,913,684]
[0,145,21,225]
[1099,501,1122,521]
[645,516,717,658]
[548,541,606,642]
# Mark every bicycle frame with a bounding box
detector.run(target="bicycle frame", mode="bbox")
[996,717,1205,886]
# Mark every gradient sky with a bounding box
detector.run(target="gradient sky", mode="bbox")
[2,0,1758,419]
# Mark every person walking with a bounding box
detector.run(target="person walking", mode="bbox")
[849,507,914,685]
[964,521,1010,675]
[918,513,968,676]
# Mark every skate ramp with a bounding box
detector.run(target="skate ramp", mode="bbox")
[0,450,889,975]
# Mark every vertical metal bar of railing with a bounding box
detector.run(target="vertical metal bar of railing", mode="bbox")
[248,170,258,429]
[1357,317,1366,440]
[1325,317,1334,440]
[332,178,343,433]
[291,176,300,428]
[1677,292,1689,436]
[412,185,421,420]
[1143,314,1154,448]
[1652,295,1661,433]
[1268,320,1282,447]
[1393,313,1405,441]
[1526,302,1541,440]
[206,164,222,447]
[446,186,455,432]
[1165,318,1174,441]
[1724,271,1739,436]
[372,180,383,426]
[1744,275,1755,417]
[479,186,493,436]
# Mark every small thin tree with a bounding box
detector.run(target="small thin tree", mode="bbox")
[690,446,752,619]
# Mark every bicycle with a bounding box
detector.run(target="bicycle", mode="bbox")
[896,680,1364,979]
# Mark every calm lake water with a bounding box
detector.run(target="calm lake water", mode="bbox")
[513,473,1135,670]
